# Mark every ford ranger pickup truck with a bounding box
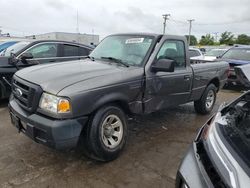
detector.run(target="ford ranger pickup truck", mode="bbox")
[9,33,229,161]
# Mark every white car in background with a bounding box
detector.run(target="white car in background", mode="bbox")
[189,48,204,60]
[204,48,228,61]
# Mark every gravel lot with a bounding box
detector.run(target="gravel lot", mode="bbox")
[0,89,241,188]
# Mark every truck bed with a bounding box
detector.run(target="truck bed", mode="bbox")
[190,61,229,101]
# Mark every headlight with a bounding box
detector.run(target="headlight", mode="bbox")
[39,93,71,114]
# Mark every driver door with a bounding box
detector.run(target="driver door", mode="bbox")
[144,37,193,113]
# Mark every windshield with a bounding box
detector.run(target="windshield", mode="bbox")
[90,35,154,66]
[206,49,227,57]
[221,48,250,61]
[0,41,31,57]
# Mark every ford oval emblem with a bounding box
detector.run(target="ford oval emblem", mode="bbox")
[16,88,23,97]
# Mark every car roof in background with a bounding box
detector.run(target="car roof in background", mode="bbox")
[210,48,228,50]
[189,47,200,51]
[232,46,250,49]
[24,40,94,49]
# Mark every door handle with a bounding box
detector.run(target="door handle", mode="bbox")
[184,75,191,81]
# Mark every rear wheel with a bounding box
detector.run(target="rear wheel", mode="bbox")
[194,84,217,114]
[81,105,127,161]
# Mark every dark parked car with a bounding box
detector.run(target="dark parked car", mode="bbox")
[0,40,94,99]
[176,91,250,188]
[0,41,18,52]
[220,46,250,86]
[9,33,228,161]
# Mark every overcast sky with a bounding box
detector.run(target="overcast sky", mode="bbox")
[0,0,250,39]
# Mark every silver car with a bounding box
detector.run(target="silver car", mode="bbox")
[176,91,250,188]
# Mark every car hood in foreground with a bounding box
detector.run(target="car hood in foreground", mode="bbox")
[203,92,250,187]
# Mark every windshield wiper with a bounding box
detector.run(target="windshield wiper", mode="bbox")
[101,56,129,67]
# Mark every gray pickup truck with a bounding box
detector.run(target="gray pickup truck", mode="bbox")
[9,33,229,161]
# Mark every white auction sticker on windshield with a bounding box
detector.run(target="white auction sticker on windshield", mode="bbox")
[125,38,144,44]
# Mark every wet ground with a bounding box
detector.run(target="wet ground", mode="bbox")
[0,89,241,188]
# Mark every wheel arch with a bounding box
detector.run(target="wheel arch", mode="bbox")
[90,93,132,115]
[207,77,220,92]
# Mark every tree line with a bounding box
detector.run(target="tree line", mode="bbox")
[185,32,250,46]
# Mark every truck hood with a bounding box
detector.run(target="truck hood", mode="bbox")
[15,59,139,94]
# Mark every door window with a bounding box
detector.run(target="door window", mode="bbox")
[25,43,57,58]
[157,40,186,68]
[79,47,90,56]
[63,44,79,56]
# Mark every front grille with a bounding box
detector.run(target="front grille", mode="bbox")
[12,76,43,112]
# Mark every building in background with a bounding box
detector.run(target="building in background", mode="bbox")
[26,32,99,46]
[0,36,27,42]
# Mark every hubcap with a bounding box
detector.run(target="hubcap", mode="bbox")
[206,90,215,109]
[101,114,123,149]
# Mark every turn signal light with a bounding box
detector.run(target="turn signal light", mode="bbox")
[58,99,71,113]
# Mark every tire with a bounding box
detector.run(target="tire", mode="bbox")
[194,84,217,114]
[81,105,127,162]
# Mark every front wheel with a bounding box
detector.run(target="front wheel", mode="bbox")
[194,84,217,114]
[82,105,127,161]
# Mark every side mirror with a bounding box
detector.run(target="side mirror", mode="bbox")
[151,59,175,72]
[20,52,33,63]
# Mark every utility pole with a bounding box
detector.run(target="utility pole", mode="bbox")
[187,19,195,45]
[162,14,170,34]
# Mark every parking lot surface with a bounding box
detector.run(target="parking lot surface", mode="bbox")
[0,90,241,188]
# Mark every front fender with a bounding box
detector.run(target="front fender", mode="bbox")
[91,92,129,112]
[70,87,142,117]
